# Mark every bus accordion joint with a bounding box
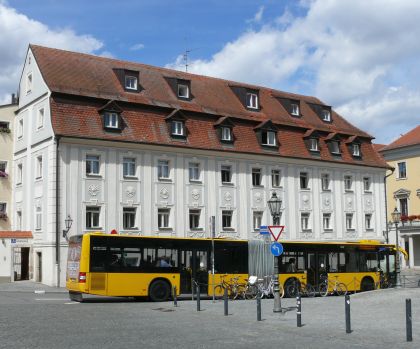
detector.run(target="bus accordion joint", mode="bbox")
[79,272,87,283]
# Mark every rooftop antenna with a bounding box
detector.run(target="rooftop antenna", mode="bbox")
[183,48,191,72]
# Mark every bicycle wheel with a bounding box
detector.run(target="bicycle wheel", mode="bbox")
[304,284,316,298]
[244,284,258,300]
[214,285,225,300]
[286,283,299,298]
[279,284,285,298]
[319,282,329,297]
[335,283,347,296]
[233,284,246,300]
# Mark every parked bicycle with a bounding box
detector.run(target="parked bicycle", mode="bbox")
[214,274,244,300]
[244,275,285,299]
[285,279,316,298]
[319,274,347,296]
[375,270,393,289]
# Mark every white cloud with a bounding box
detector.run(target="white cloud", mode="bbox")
[166,0,420,144]
[247,6,265,24]
[0,3,104,104]
[130,43,145,51]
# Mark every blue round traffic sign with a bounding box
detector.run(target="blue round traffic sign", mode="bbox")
[271,242,284,256]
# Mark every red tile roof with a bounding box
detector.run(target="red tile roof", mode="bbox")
[0,231,33,238]
[380,126,420,152]
[30,45,388,168]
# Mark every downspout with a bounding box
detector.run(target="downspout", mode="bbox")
[55,136,61,287]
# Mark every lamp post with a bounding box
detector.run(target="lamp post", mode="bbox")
[62,215,73,241]
[391,208,402,288]
[267,192,282,313]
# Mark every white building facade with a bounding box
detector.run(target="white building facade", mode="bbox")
[14,45,389,286]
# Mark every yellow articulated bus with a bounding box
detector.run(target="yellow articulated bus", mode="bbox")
[66,232,396,302]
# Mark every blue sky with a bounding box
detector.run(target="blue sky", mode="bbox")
[2,0,420,145]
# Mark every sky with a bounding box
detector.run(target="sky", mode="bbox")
[1,0,420,145]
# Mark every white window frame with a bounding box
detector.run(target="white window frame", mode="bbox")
[35,155,42,180]
[189,162,200,182]
[301,212,310,231]
[323,213,331,230]
[26,72,32,94]
[252,168,262,186]
[363,177,371,192]
[309,138,319,151]
[86,206,101,229]
[253,211,263,231]
[331,141,340,154]
[222,210,233,230]
[86,155,101,176]
[271,169,281,188]
[291,103,299,116]
[0,161,7,175]
[300,172,309,190]
[104,112,119,129]
[221,165,232,184]
[16,210,22,230]
[125,75,138,90]
[17,163,23,185]
[246,93,258,109]
[35,206,42,231]
[177,84,189,98]
[37,108,44,130]
[158,208,171,229]
[189,209,201,230]
[365,214,373,230]
[123,207,137,230]
[17,119,23,139]
[352,144,360,157]
[397,162,407,179]
[221,127,232,141]
[171,120,184,136]
[322,109,331,121]
[321,173,330,191]
[158,160,170,180]
[345,213,354,230]
[344,175,353,191]
[123,157,136,178]
[262,131,276,146]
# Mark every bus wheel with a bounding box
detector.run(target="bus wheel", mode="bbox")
[361,277,375,292]
[284,279,299,298]
[69,291,83,302]
[149,279,171,302]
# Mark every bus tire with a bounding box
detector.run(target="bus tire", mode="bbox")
[149,279,171,302]
[69,291,83,302]
[284,278,299,298]
[361,277,375,292]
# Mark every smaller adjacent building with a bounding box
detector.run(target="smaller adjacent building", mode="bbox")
[380,126,420,269]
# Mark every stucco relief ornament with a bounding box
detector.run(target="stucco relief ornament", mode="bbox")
[302,195,309,203]
[323,197,331,207]
[347,197,353,208]
[224,192,232,202]
[88,185,100,197]
[126,186,136,198]
[365,198,372,207]
[160,188,169,199]
[254,192,263,203]
[191,189,200,201]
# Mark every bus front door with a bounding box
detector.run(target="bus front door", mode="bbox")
[180,249,208,295]
[308,252,328,286]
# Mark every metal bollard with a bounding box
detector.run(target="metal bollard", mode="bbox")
[173,286,177,307]
[296,295,302,327]
[257,293,262,321]
[224,287,228,316]
[345,294,352,334]
[406,298,412,342]
[197,284,201,312]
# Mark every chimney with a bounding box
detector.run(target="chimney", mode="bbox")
[11,93,18,105]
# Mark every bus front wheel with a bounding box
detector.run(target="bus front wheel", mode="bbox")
[149,279,171,302]
[361,277,375,292]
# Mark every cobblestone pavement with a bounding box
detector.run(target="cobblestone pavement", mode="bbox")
[0,281,419,348]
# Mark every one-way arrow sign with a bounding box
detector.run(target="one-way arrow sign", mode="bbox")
[268,225,285,242]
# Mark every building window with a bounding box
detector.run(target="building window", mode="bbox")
[363,177,371,192]
[171,120,184,136]
[17,164,23,185]
[345,213,353,230]
[158,160,170,179]
[365,214,372,230]
[189,209,201,230]
[26,73,32,94]
[123,157,136,177]
[222,210,233,229]
[0,203,6,214]
[352,144,360,157]
[86,206,100,229]
[0,121,10,132]
[262,131,276,146]
[104,112,119,129]
[37,108,44,129]
[35,156,42,179]
[86,155,100,175]
[189,162,200,181]
[291,103,299,116]
[16,210,22,230]
[0,161,7,177]
[301,213,310,230]
[17,119,23,139]
[300,172,309,189]
[323,213,331,230]
[253,211,263,230]
[330,141,340,154]
[397,162,406,179]
[35,206,42,230]
[125,76,138,90]
[252,168,262,186]
[344,175,353,191]
[123,207,136,229]
[309,138,319,151]
[322,109,331,121]
[177,84,189,98]
[221,165,232,183]
[246,93,258,109]
[399,198,408,216]
[221,127,232,142]
[158,208,170,229]
[321,173,330,191]
[271,169,281,187]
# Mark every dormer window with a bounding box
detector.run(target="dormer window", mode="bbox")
[246,93,258,109]
[104,112,119,129]
[352,143,361,157]
[177,84,189,99]
[125,76,138,90]
[221,127,232,142]
[291,103,300,116]
[26,73,32,94]
[262,131,276,146]
[309,138,319,152]
[331,141,340,154]
[322,109,331,122]
[171,120,185,136]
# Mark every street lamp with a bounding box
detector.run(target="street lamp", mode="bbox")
[267,192,282,313]
[62,215,73,241]
[391,207,402,288]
